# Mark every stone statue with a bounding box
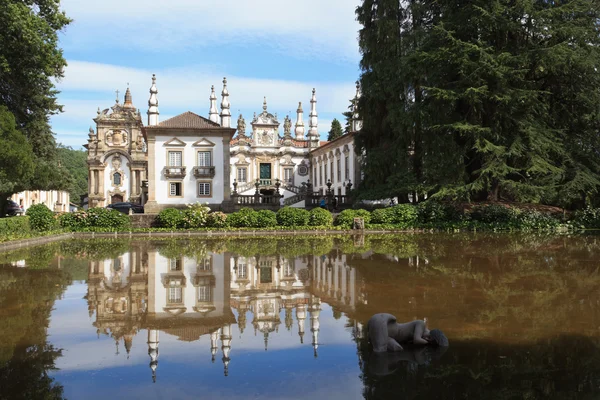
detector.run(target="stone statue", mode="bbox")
[135,133,144,151]
[112,155,122,171]
[237,114,246,136]
[367,313,448,352]
[283,116,292,136]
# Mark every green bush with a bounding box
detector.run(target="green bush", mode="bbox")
[26,204,56,231]
[58,211,87,230]
[516,209,560,231]
[256,210,278,228]
[157,208,184,229]
[390,204,418,227]
[276,207,310,227]
[470,204,514,224]
[309,207,333,227]
[417,201,460,224]
[227,208,259,228]
[371,208,394,224]
[0,216,31,235]
[573,207,600,229]
[206,212,228,228]
[334,209,371,229]
[86,207,130,229]
[181,203,211,229]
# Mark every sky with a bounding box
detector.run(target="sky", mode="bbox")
[51,0,363,149]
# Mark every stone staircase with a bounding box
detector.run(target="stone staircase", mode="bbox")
[283,193,305,206]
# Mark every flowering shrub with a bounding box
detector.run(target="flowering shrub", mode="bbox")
[59,207,130,230]
[206,212,228,228]
[181,202,211,229]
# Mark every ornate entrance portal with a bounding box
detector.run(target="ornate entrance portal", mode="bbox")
[259,163,271,180]
[111,194,124,204]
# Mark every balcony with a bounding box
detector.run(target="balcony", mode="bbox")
[163,166,186,179]
[193,166,216,178]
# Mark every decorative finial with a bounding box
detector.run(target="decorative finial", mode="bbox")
[147,73,159,126]
[209,85,220,124]
[97,107,101,115]
[263,96,267,111]
[115,89,120,104]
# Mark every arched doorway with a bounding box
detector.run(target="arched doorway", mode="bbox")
[111,194,124,204]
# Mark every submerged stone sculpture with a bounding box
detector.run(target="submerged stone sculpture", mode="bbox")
[367,313,449,352]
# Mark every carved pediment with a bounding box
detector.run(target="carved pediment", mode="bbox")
[192,138,216,147]
[163,137,186,147]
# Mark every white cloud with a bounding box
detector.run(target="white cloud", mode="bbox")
[52,61,356,147]
[59,0,362,63]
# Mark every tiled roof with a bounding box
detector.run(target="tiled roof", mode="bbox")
[149,111,223,129]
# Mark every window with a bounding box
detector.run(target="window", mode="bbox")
[238,263,247,279]
[345,155,349,180]
[284,168,293,183]
[168,287,182,304]
[319,165,323,186]
[169,182,182,197]
[197,286,212,302]
[197,256,212,271]
[169,258,181,271]
[168,151,182,166]
[197,151,212,166]
[237,167,247,183]
[198,182,211,197]
[330,162,334,183]
[337,159,341,182]
[113,172,121,186]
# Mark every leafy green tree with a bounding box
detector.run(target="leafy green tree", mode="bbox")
[327,118,344,141]
[0,106,34,212]
[57,144,88,204]
[0,0,72,200]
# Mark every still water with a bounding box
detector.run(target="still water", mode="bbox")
[1,233,600,399]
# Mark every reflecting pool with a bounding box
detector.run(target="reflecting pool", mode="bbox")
[1,233,600,399]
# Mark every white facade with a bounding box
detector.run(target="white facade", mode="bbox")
[310,132,360,196]
[11,190,70,213]
[151,134,228,207]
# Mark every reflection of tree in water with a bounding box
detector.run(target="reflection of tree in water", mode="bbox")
[356,334,600,399]
[0,266,71,399]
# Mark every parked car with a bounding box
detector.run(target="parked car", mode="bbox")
[106,202,144,214]
[5,200,24,217]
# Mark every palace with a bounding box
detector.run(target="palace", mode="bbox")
[84,75,362,212]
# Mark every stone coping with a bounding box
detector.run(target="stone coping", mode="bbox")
[0,229,412,253]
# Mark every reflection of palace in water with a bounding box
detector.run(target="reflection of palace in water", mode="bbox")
[86,244,365,381]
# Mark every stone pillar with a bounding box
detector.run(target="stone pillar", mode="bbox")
[145,136,158,212]
[222,135,231,201]
[98,167,105,206]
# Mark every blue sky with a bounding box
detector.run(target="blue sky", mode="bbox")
[51,0,363,149]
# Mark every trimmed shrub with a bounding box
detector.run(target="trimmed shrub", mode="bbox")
[256,210,278,228]
[26,204,56,231]
[181,203,211,229]
[276,207,310,227]
[371,208,394,224]
[390,204,418,227]
[227,208,259,228]
[334,209,371,229]
[206,212,228,228]
[58,211,88,230]
[157,208,184,229]
[86,207,131,229]
[309,207,333,227]
[0,216,31,236]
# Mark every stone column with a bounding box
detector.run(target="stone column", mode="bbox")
[98,167,105,205]
[145,136,158,212]
[222,135,231,201]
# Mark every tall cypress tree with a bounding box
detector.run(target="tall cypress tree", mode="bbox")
[355,0,600,206]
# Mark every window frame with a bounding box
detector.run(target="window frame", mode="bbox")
[197,181,212,198]
[168,181,184,198]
